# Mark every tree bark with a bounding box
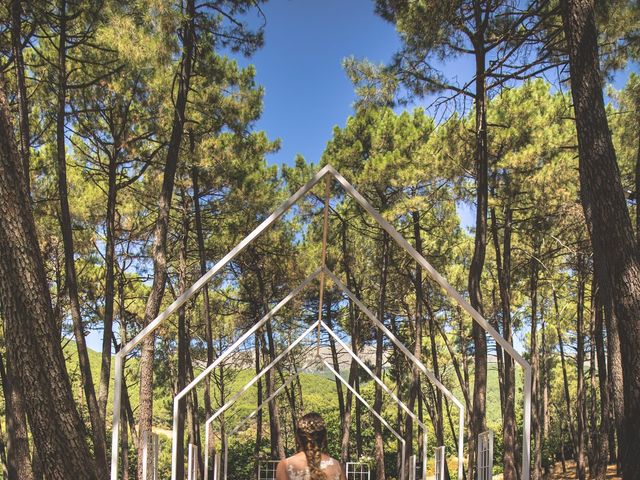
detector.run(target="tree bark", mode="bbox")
[98,141,118,424]
[490,204,518,480]
[340,220,358,464]
[174,200,190,480]
[468,3,489,474]
[560,0,640,476]
[374,232,390,480]
[0,353,33,480]
[404,211,424,476]
[254,332,263,478]
[576,262,587,480]
[0,81,98,480]
[530,254,542,480]
[11,0,30,193]
[137,0,195,475]
[604,287,624,473]
[595,277,612,474]
[54,2,108,475]
[325,290,346,432]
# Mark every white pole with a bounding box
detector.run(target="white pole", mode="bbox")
[142,430,149,480]
[153,433,159,480]
[110,353,124,480]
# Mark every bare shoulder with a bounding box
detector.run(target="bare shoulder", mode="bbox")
[324,456,347,480]
[332,458,347,480]
[275,458,288,480]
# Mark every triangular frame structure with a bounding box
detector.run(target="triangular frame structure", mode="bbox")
[180,268,442,480]
[202,321,421,480]
[110,165,531,480]
[175,267,461,480]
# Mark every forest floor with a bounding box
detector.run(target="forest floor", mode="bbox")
[543,461,621,479]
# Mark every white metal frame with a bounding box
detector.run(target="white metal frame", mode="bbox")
[142,431,160,480]
[212,454,221,480]
[202,322,408,479]
[408,455,417,480]
[477,430,494,480]
[110,165,531,480]
[211,336,428,479]
[434,446,446,480]
[195,277,458,480]
[257,460,279,480]
[188,443,199,480]
[346,462,371,480]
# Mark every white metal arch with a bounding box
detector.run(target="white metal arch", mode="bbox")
[109,165,531,480]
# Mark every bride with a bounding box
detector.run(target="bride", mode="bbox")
[275,412,347,480]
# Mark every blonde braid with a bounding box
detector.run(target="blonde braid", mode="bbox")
[297,413,328,480]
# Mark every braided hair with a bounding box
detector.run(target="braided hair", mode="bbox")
[296,412,329,480]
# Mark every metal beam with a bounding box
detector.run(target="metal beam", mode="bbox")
[326,165,531,479]
[324,268,464,480]
[110,165,531,480]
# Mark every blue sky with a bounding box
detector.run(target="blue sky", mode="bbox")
[238,0,636,171]
[236,0,403,168]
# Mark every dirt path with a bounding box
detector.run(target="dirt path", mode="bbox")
[544,461,621,479]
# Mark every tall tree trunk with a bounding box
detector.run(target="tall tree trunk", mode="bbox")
[254,332,263,478]
[255,266,285,461]
[576,263,587,480]
[604,288,624,472]
[11,0,29,193]
[0,411,9,479]
[0,81,98,480]
[374,232,390,480]
[595,277,612,472]
[490,204,518,480]
[468,4,489,473]
[263,323,285,459]
[187,335,204,478]
[554,290,578,461]
[191,160,214,414]
[98,148,118,423]
[0,353,33,480]
[530,255,543,480]
[390,315,403,477]
[427,299,444,443]
[589,286,607,480]
[54,2,108,475]
[404,211,424,477]
[191,155,217,470]
[325,290,346,431]
[340,220,359,464]
[541,313,550,473]
[174,200,190,480]
[118,285,131,480]
[560,0,640,476]
[137,0,195,475]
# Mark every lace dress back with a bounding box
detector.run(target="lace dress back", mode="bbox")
[285,456,342,480]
